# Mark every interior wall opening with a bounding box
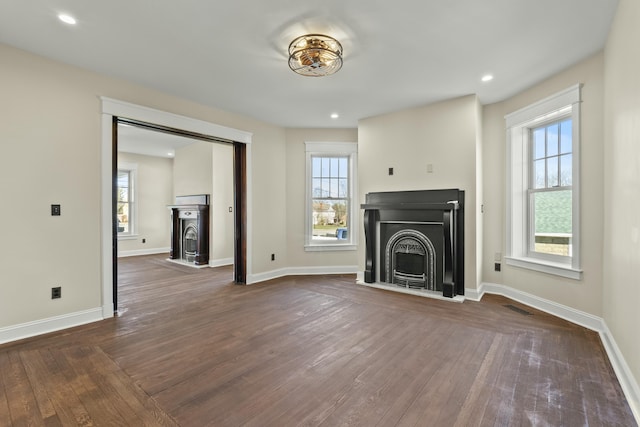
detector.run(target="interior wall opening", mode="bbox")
[112,118,244,312]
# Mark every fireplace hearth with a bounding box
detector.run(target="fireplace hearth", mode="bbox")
[361,189,464,298]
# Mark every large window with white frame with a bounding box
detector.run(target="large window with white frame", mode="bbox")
[505,84,582,279]
[117,162,137,238]
[305,142,357,251]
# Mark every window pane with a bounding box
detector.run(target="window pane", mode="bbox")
[533,190,572,256]
[117,202,129,233]
[321,158,330,177]
[339,158,348,178]
[117,171,129,188]
[338,178,348,198]
[546,123,559,157]
[312,157,322,177]
[533,128,545,159]
[320,179,330,197]
[332,202,348,227]
[560,154,572,186]
[312,178,322,197]
[547,157,558,187]
[312,199,338,240]
[330,158,339,177]
[560,119,572,154]
[534,159,546,189]
[330,178,339,198]
[117,187,129,202]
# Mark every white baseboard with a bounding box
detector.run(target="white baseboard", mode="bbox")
[0,308,104,345]
[600,322,640,423]
[209,257,233,268]
[475,281,639,424]
[476,282,602,331]
[247,265,358,285]
[463,286,483,301]
[117,247,170,258]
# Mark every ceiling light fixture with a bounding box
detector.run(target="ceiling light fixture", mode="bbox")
[288,34,343,77]
[330,113,339,119]
[481,74,494,82]
[58,13,77,25]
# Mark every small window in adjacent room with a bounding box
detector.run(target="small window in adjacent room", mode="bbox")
[505,84,582,279]
[117,162,137,237]
[305,142,357,251]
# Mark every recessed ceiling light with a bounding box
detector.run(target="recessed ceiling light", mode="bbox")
[481,74,494,82]
[58,14,77,25]
[330,113,339,119]
[168,152,174,157]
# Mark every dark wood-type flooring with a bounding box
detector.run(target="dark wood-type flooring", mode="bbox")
[0,254,636,426]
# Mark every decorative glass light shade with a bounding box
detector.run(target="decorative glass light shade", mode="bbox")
[288,34,343,77]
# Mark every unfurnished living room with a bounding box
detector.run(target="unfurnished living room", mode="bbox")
[0,1,639,426]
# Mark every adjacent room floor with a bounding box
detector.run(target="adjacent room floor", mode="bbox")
[0,254,636,426]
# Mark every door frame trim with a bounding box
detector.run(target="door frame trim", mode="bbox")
[100,97,253,317]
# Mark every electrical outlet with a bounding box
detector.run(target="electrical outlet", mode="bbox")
[51,287,61,299]
[388,167,394,176]
[271,253,275,261]
[494,263,501,272]
[142,238,146,243]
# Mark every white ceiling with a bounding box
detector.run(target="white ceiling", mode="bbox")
[0,0,619,128]
[117,124,195,158]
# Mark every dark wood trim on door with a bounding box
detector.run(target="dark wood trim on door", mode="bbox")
[111,116,119,311]
[233,142,247,284]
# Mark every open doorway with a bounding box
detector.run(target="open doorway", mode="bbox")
[114,122,237,308]
[112,119,247,311]
[101,102,250,314]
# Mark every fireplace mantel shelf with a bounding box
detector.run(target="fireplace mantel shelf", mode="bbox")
[361,201,459,211]
[167,204,208,210]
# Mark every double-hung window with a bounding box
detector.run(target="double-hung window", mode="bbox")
[505,85,582,279]
[117,162,137,238]
[305,142,357,251]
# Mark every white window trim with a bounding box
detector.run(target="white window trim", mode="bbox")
[305,142,358,251]
[504,84,582,280]
[117,161,138,240]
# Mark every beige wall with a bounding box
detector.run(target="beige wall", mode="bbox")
[482,52,605,316]
[117,152,173,254]
[0,42,286,328]
[357,95,481,289]
[603,0,640,399]
[284,128,359,268]
[173,142,213,198]
[210,143,234,263]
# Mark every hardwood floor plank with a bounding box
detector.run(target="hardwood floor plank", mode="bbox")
[0,352,15,426]
[452,333,506,427]
[67,346,178,427]
[18,350,60,425]
[2,351,45,425]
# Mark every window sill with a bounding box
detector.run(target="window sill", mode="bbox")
[117,234,139,241]
[305,244,357,252]
[505,256,582,280]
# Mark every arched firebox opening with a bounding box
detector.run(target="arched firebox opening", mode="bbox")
[385,230,436,290]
